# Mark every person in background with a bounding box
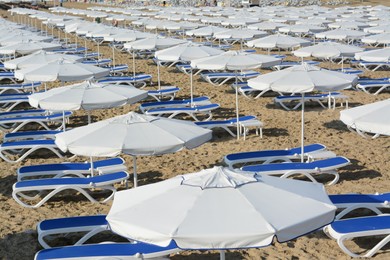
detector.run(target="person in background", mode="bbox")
[162,1,166,6]
[112,19,118,27]
[60,0,63,7]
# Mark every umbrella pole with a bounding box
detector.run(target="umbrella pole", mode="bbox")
[132,51,136,78]
[220,250,225,260]
[157,61,161,90]
[190,67,194,106]
[90,156,94,177]
[235,74,240,140]
[88,112,91,124]
[133,156,138,188]
[301,93,305,162]
[112,46,115,68]
[62,110,66,131]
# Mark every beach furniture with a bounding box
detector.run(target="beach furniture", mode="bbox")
[357,61,390,71]
[224,143,331,168]
[98,74,152,88]
[106,64,129,76]
[175,63,208,75]
[0,96,30,111]
[147,86,180,101]
[12,171,129,208]
[34,241,180,259]
[0,82,41,95]
[233,82,283,99]
[17,157,127,181]
[356,80,390,95]
[200,70,260,86]
[241,156,350,185]
[195,115,263,139]
[145,103,220,121]
[0,71,19,84]
[0,111,72,133]
[0,109,47,119]
[139,96,210,113]
[323,214,390,258]
[3,130,62,142]
[329,192,390,220]
[274,92,349,110]
[81,58,112,66]
[51,47,88,54]
[272,60,320,71]
[0,139,66,163]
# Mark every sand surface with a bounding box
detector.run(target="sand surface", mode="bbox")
[0,1,390,259]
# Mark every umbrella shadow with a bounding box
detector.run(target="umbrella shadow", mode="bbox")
[137,171,165,186]
[0,230,38,259]
[0,175,16,198]
[171,250,244,259]
[323,119,350,133]
[339,159,382,182]
[263,127,289,137]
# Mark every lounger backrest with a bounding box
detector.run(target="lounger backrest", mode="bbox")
[329,193,390,206]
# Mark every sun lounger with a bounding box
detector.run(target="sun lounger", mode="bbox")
[34,240,180,259]
[329,192,390,220]
[37,215,110,248]
[0,139,66,163]
[241,156,350,185]
[98,74,152,88]
[200,70,260,86]
[272,61,320,71]
[274,92,349,110]
[0,82,42,95]
[145,103,220,121]
[0,96,30,111]
[332,68,363,75]
[357,61,390,71]
[0,109,47,119]
[356,80,390,95]
[153,58,182,68]
[147,86,180,101]
[232,82,283,99]
[175,64,207,75]
[4,130,62,142]
[105,64,129,76]
[0,111,72,133]
[12,171,129,208]
[139,96,211,113]
[195,115,263,139]
[323,214,390,258]
[0,71,19,84]
[224,143,331,168]
[51,47,88,54]
[81,59,112,66]
[17,157,127,181]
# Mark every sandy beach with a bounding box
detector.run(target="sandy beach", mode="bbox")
[0,0,390,259]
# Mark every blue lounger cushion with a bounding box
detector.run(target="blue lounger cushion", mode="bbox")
[38,215,107,233]
[330,215,390,235]
[140,96,210,111]
[4,130,62,139]
[224,143,326,166]
[148,87,180,95]
[34,240,179,260]
[329,193,390,206]
[242,156,350,172]
[1,139,56,148]
[0,111,72,122]
[147,103,219,113]
[195,115,256,126]
[0,109,46,118]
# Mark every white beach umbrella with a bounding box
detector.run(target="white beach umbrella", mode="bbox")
[340,99,390,138]
[315,29,366,43]
[55,112,212,187]
[246,34,311,52]
[3,50,83,70]
[248,64,357,161]
[15,60,110,82]
[361,33,390,46]
[124,36,186,77]
[29,81,148,123]
[104,31,154,43]
[364,25,390,34]
[0,34,53,46]
[191,51,281,139]
[106,166,336,257]
[185,25,226,39]
[0,41,61,57]
[354,47,390,62]
[247,21,286,31]
[214,29,267,48]
[278,25,326,35]
[154,42,223,89]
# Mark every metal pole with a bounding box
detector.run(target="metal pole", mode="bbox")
[301,93,305,162]
[133,156,138,188]
[235,74,240,140]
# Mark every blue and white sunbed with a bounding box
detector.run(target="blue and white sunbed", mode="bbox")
[175,64,208,75]
[272,60,320,71]
[200,70,260,86]
[232,82,283,99]
[34,240,180,260]
[17,157,127,181]
[323,214,390,258]
[98,74,152,88]
[0,111,72,133]
[356,61,390,71]
[139,96,211,113]
[329,192,390,220]
[145,103,220,121]
[356,80,390,95]
[274,92,349,110]
[224,143,330,168]
[147,87,180,101]
[12,171,129,208]
[241,156,350,185]
[0,71,18,83]
[3,130,62,142]
[0,109,47,119]
[0,139,65,163]
[195,115,263,139]
[81,58,112,66]
[0,82,42,95]
[0,96,30,111]
[105,64,129,76]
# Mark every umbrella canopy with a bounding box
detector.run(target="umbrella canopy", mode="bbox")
[315,29,366,41]
[28,81,148,111]
[246,34,311,50]
[0,34,53,46]
[3,50,83,70]
[154,42,223,62]
[55,112,212,186]
[0,41,62,56]
[106,166,336,249]
[354,47,390,62]
[361,33,390,46]
[123,37,186,51]
[15,60,110,82]
[248,64,357,160]
[293,42,364,59]
[340,99,390,138]
[185,25,226,37]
